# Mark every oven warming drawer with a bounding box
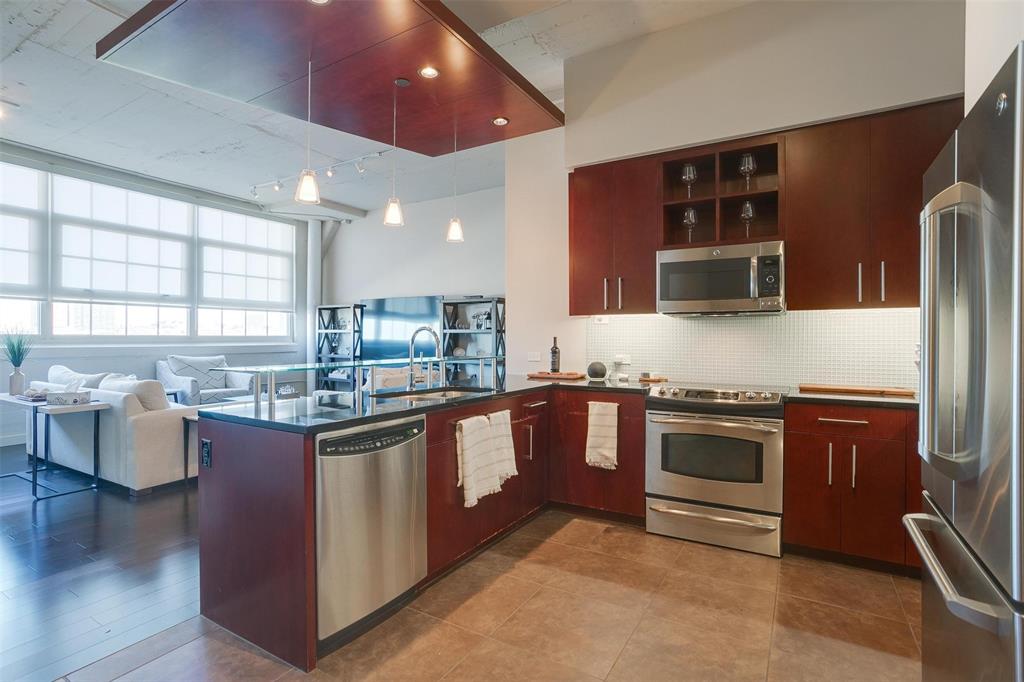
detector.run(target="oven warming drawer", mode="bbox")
[646,496,782,557]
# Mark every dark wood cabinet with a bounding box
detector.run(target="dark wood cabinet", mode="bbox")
[905,412,922,567]
[840,437,906,564]
[784,403,916,565]
[569,159,659,315]
[548,389,645,517]
[783,431,842,552]
[868,99,963,307]
[784,118,872,310]
[520,400,549,514]
[568,165,614,316]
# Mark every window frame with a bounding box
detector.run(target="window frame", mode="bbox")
[0,159,301,345]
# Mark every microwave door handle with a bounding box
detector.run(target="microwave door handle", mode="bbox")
[750,256,758,299]
[919,181,984,481]
[648,416,779,434]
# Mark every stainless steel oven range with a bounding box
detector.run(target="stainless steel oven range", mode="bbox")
[645,385,785,557]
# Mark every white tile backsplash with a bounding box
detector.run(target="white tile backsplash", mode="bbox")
[586,308,920,389]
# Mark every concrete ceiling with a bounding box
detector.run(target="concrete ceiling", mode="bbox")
[0,0,750,218]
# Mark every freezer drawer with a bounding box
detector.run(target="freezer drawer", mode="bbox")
[904,493,1022,681]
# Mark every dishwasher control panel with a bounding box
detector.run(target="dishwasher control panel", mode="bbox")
[320,422,423,456]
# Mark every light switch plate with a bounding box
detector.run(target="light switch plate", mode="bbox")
[527,352,541,363]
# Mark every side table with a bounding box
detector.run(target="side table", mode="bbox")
[0,394,111,499]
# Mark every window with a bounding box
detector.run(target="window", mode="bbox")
[0,161,298,341]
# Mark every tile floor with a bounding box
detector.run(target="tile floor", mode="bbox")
[64,510,922,682]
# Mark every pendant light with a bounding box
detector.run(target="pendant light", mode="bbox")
[446,118,464,242]
[383,79,408,226]
[294,60,320,204]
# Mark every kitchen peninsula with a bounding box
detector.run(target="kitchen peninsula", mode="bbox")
[196,371,646,671]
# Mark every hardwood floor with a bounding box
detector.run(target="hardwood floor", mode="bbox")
[0,444,198,682]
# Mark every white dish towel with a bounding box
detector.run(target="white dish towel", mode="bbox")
[488,409,518,485]
[456,414,501,508]
[585,401,619,470]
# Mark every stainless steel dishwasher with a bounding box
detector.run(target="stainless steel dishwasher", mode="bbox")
[315,415,427,644]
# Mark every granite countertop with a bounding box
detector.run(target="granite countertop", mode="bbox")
[786,387,919,409]
[197,375,647,434]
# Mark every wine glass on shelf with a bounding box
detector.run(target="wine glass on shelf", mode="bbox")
[738,153,757,191]
[682,207,698,244]
[680,163,697,198]
[740,200,756,239]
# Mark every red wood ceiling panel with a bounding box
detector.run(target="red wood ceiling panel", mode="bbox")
[96,0,564,156]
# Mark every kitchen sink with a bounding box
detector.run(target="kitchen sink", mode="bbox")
[371,387,493,402]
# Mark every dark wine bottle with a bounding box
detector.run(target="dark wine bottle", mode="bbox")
[550,337,560,373]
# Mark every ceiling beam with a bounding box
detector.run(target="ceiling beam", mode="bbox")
[264,198,368,220]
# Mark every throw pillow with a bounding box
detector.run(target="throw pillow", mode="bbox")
[166,355,227,389]
[48,365,110,389]
[98,376,170,411]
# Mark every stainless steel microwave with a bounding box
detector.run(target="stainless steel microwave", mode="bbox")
[656,240,785,315]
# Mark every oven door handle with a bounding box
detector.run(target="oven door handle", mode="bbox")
[648,417,779,434]
[649,504,778,531]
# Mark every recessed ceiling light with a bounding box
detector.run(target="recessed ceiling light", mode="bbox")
[418,66,440,79]
[492,116,509,126]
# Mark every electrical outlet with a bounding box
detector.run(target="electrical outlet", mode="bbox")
[201,439,212,468]
[615,354,632,365]
[527,351,541,363]
[593,315,609,325]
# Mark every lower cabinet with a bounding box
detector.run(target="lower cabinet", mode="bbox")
[783,403,916,565]
[425,392,551,577]
[548,389,646,517]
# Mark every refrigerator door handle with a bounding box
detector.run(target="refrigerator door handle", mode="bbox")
[903,513,1002,633]
[919,181,984,481]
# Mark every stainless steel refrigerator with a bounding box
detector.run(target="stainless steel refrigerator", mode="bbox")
[906,42,1024,680]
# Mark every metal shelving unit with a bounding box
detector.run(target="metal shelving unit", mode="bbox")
[315,304,364,391]
[441,296,505,387]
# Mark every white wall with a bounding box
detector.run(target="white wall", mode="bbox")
[564,0,965,168]
[587,309,920,390]
[505,128,586,375]
[965,0,1024,112]
[324,186,506,303]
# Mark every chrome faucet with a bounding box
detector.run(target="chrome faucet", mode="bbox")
[408,326,444,390]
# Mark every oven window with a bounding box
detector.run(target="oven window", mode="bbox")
[661,433,763,484]
[660,258,752,301]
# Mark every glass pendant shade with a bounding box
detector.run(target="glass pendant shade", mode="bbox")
[446,216,464,242]
[383,196,404,226]
[294,169,320,204]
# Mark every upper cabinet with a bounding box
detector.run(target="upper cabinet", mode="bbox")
[661,137,784,247]
[569,157,659,315]
[785,99,962,310]
[567,98,962,316]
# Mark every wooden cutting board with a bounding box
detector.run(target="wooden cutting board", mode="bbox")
[639,376,669,384]
[798,384,916,398]
[527,371,587,381]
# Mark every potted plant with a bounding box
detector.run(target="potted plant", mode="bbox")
[2,333,33,396]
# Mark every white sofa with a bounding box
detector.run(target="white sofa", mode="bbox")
[27,368,201,494]
[156,354,253,405]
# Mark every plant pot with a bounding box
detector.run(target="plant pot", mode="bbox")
[9,367,25,396]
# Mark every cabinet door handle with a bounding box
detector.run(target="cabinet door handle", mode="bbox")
[851,444,857,489]
[857,262,863,303]
[527,424,534,460]
[880,260,886,302]
[617,276,623,310]
[827,442,833,486]
[817,417,870,426]
[603,278,609,310]
[523,401,548,408]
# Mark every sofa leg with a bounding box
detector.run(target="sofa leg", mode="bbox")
[129,487,153,497]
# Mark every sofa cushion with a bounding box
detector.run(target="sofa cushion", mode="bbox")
[166,354,227,389]
[48,365,110,389]
[98,376,170,411]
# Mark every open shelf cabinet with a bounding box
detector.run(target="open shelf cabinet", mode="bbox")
[315,304,364,391]
[442,296,506,387]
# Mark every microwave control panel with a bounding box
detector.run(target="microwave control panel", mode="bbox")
[757,256,782,297]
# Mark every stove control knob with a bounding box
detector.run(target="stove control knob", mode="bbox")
[669,387,680,396]
[657,387,667,396]
[745,391,756,399]
[761,392,772,399]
